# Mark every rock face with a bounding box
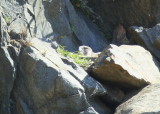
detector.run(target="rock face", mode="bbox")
[88,0,160,39]
[1,0,160,113]
[0,0,114,113]
[0,7,10,46]
[0,47,16,114]
[0,0,111,113]
[0,9,16,114]
[129,24,160,60]
[91,44,160,88]
[115,84,160,114]
[25,0,108,52]
[0,0,108,52]
[11,38,112,114]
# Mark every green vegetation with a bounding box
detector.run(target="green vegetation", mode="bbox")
[5,16,12,25]
[69,22,75,32]
[57,45,91,67]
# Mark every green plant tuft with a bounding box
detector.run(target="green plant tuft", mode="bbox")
[69,22,75,32]
[57,45,91,67]
[5,16,12,25]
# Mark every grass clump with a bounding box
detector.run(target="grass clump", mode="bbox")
[5,16,12,25]
[69,22,75,32]
[57,45,91,67]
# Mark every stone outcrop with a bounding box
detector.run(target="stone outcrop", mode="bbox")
[1,0,160,113]
[0,0,108,52]
[0,47,16,114]
[129,24,160,60]
[115,84,160,114]
[88,0,160,39]
[0,9,16,114]
[91,44,160,88]
[0,7,10,46]
[25,0,108,52]
[0,0,110,113]
[11,38,112,114]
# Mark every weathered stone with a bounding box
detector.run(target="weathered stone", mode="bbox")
[91,44,160,88]
[1,0,108,52]
[25,0,108,52]
[0,47,16,114]
[0,8,17,113]
[0,8,10,46]
[79,107,98,114]
[4,0,160,113]
[12,38,108,114]
[64,0,108,52]
[88,0,160,40]
[0,0,110,112]
[129,24,160,60]
[115,84,160,114]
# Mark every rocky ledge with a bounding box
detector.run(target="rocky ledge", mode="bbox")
[0,0,160,114]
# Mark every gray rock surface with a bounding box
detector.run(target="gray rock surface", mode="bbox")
[115,84,160,114]
[0,0,110,113]
[0,7,10,46]
[0,0,108,52]
[0,8,16,114]
[129,24,160,60]
[92,44,160,88]
[25,0,108,52]
[0,47,16,114]
[11,38,110,114]
[88,0,160,40]
[1,0,160,113]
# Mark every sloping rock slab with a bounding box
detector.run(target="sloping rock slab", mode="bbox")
[92,44,160,88]
[24,0,108,52]
[115,84,160,114]
[12,38,110,114]
[0,47,16,114]
[129,24,160,60]
[0,10,16,113]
